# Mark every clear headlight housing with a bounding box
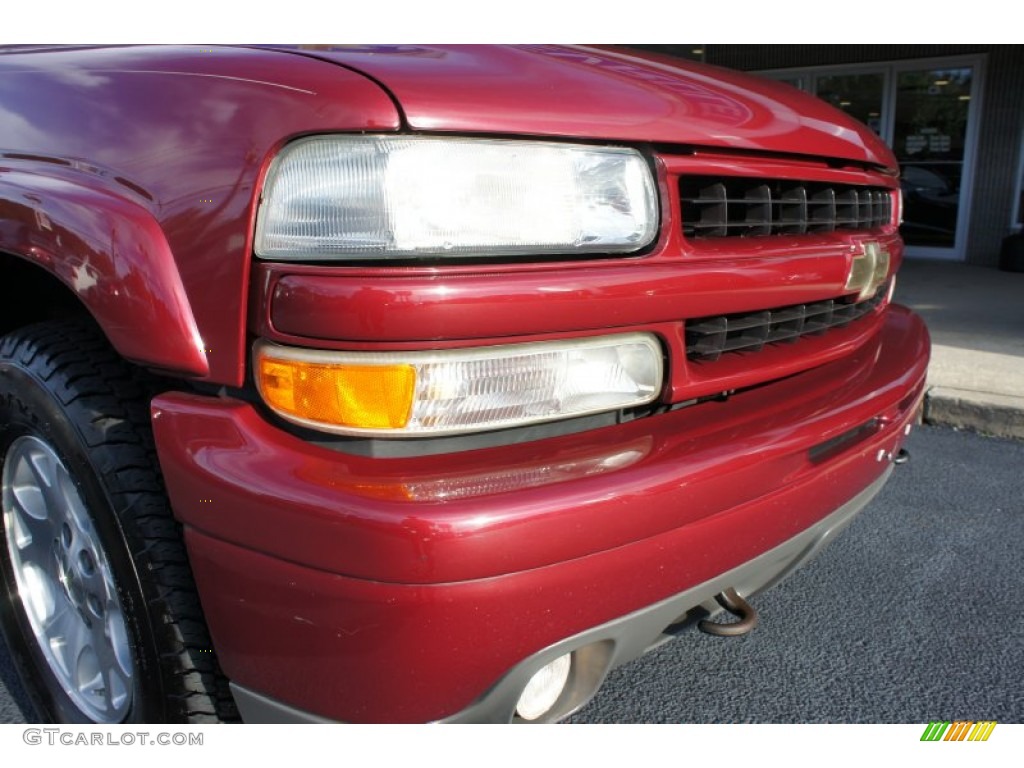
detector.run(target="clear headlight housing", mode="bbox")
[255,136,658,260]
[255,334,664,437]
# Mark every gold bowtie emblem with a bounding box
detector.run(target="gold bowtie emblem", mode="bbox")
[846,241,890,301]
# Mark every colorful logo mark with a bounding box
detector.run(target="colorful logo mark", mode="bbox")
[921,721,997,742]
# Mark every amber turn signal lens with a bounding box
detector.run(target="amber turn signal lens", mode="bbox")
[257,355,416,430]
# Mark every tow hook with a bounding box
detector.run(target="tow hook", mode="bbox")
[698,588,759,637]
[877,447,910,465]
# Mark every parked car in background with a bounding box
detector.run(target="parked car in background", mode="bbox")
[899,161,962,245]
[0,44,929,723]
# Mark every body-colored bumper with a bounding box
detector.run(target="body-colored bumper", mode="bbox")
[152,306,928,723]
[226,469,892,724]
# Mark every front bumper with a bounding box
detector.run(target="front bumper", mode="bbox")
[152,306,928,723]
[228,469,890,724]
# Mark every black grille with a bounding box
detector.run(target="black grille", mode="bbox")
[686,283,888,362]
[680,176,892,238]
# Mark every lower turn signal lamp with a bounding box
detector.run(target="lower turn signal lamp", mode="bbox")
[254,334,663,438]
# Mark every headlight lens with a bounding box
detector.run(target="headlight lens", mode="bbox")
[255,136,658,260]
[255,334,663,437]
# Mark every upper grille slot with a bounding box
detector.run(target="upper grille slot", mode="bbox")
[680,177,892,239]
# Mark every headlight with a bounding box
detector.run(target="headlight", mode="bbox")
[254,136,658,260]
[254,334,663,437]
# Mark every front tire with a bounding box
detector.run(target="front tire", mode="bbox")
[0,321,236,723]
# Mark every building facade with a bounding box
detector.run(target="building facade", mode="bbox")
[637,45,1024,267]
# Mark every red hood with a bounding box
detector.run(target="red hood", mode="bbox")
[269,44,897,171]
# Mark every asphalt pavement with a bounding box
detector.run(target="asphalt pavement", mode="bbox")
[572,425,1024,723]
[2,425,1022,724]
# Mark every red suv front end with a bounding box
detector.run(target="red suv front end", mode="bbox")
[145,45,929,723]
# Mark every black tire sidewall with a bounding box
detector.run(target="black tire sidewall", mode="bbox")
[0,356,166,723]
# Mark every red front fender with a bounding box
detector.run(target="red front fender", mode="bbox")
[0,170,208,376]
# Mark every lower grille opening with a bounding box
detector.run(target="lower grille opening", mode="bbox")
[685,282,889,363]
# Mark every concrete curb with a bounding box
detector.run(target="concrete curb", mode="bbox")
[924,386,1024,440]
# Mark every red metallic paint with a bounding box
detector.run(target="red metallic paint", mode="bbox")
[0,167,207,375]
[0,45,399,382]
[2,45,930,723]
[255,151,900,360]
[153,307,927,586]
[161,309,927,723]
[1,44,897,385]
[259,263,895,405]
[277,45,897,170]
[248,142,903,405]
[262,254,833,344]
[262,242,902,345]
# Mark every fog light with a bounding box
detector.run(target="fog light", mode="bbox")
[516,653,572,721]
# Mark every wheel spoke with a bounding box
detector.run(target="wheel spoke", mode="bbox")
[70,618,100,706]
[21,562,59,627]
[25,447,65,514]
[4,442,59,558]
[86,609,132,717]
[5,501,51,556]
[106,606,133,677]
[25,446,55,489]
[43,599,72,632]
[56,463,92,538]
[106,666,130,713]
[47,602,85,679]
[10,482,48,523]
[92,621,125,709]
[9,448,43,492]
[76,661,105,708]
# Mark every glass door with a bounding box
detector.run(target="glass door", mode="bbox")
[892,67,974,251]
